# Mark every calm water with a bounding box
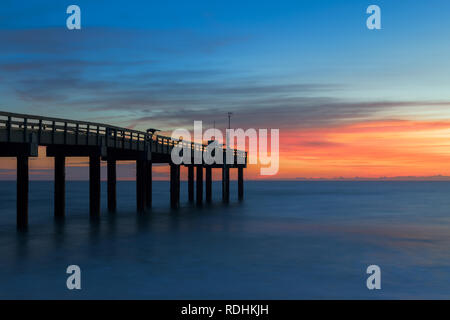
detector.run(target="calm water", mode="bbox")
[0,180,450,299]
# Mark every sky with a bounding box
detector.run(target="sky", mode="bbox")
[1,0,450,180]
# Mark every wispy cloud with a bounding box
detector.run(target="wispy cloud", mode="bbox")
[3,51,450,133]
[0,28,249,55]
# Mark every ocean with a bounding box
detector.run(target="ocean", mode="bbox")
[0,180,449,299]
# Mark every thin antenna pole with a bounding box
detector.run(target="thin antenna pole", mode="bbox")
[226,112,232,149]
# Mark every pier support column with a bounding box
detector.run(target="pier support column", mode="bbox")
[54,156,65,218]
[238,166,244,201]
[188,166,194,202]
[136,159,146,212]
[222,166,230,203]
[170,164,180,209]
[107,158,116,212]
[146,160,152,208]
[196,166,203,205]
[206,167,212,203]
[17,155,29,230]
[89,155,101,217]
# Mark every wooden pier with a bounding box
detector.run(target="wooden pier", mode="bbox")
[0,111,247,229]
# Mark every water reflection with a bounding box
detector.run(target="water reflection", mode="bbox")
[1,181,450,298]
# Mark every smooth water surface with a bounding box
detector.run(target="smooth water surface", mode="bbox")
[0,181,449,299]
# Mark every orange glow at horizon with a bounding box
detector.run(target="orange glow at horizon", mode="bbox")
[259,119,450,179]
[2,119,450,180]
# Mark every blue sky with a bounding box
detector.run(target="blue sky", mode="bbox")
[1,0,450,132]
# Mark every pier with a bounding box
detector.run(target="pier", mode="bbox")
[0,111,247,229]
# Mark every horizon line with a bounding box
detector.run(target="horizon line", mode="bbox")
[2,176,450,182]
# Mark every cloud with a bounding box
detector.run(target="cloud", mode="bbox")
[0,27,248,56]
[298,140,343,147]
[3,52,450,133]
[123,97,450,132]
[2,27,450,136]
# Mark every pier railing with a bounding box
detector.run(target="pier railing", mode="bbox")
[0,111,247,162]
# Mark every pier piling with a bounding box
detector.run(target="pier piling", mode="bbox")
[107,158,116,212]
[222,166,229,203]
[136,159,146,212]
[89,155,101,217]
[146,160,152,208]
[188,166,194,202]
[16,155,29,229]
[170,164,180,209]
[238,166,244,201]
[196,166,203,205]
[206,167,212,203]
[54,155,65,218]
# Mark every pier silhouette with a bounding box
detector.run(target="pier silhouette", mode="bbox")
[0,111,247,229]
